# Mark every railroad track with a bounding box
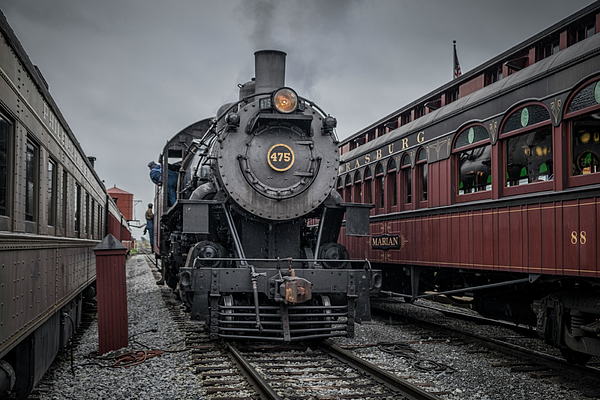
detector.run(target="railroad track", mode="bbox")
[156,262,445,399]
[224,341,445,400]
[163,289,444,399]
[371,299,600,397]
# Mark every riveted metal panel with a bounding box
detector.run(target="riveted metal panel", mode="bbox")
[183,203,209,234]
[344,205,371,237]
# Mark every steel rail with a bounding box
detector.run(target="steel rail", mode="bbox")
[372,305,600,381]
[225,343,282,400]
[321,340,444,400]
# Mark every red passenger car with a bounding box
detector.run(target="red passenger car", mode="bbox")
[338,4,600,364]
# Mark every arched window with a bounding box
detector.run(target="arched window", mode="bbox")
[454,125,492,196]
[501,104,552,193]
[387,158,397,208]
[401,153,412,205]
[336,176,343,198]
[565,78,600,187]
[353,171,362,203]
[364,166,372,205]
[375,163,384,210]
[344,174,352,202]
[416,149,427,203]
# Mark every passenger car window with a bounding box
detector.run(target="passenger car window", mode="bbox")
[454,125,491,194]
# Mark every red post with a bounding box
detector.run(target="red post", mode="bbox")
[94,234,128,355]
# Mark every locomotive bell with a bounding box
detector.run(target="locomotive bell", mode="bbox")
[238,78,255,100]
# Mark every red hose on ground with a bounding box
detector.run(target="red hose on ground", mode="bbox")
[111,350,165,368]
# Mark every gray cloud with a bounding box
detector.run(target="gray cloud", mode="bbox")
[0,0,594,239]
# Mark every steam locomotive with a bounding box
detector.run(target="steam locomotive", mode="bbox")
[153,50,382,341]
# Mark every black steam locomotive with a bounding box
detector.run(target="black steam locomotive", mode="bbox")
[154,50,382,341]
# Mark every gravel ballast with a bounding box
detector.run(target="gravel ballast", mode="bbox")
[32,255,595,399]
[34,255,206,400]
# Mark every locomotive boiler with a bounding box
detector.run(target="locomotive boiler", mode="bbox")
[156,50,381,341]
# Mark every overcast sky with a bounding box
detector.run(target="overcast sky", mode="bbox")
[0,0,596,239]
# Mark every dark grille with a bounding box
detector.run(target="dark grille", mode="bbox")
[455,125,490,149]
[502,105,550,134]
[567,81,600,114]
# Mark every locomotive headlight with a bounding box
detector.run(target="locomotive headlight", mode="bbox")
[273,88,298,113]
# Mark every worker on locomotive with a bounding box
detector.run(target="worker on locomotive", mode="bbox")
[152,50,382,342]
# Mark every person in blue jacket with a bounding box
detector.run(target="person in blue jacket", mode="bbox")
[148,161,178,206]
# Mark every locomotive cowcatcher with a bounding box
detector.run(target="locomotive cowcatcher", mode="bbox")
[154,50,382,341]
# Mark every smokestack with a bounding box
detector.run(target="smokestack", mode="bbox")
[254,50,286,94]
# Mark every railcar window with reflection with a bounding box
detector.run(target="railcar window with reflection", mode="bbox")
[375,163,384,209]
[25,140,38,222]
[506,128,553,185]
[85,192,90,235]
[97,203,102,238]
[417,149,427,202]
[91,199,95,239]
[363,166,372,205]
[344,174,352,202]
[48,159,56,226]
[454,125,492,194]
[62,171,68,231]
[0,117,9,216]
[387,158,397,207]
[353,171,361,203]
[401,154,411,204]
[501,105,552,187]
[571,116,600,175]
[75,183,81,234]
[336,177,343,198]
[567,80,600,178]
